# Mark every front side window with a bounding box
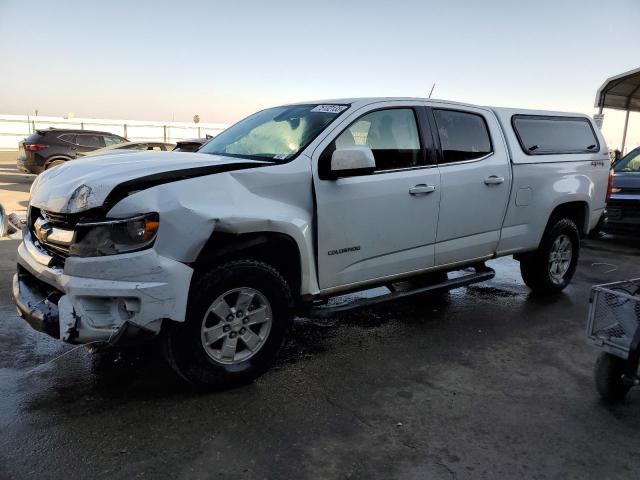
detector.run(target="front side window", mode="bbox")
[614,148,640,173]
[327,108,422,171]
[433,109,492,163]
[199,104,349,162]
[512,115,599,155]
[76,134,105,148]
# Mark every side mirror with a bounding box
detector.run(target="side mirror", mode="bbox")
[330,147,376,178]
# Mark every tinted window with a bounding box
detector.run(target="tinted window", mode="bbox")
[76,134,105,148]
[58,133,77,144]
[512,116,598,155]
[614,148,640,173]
[104,135,124,146]
[329,108,422,171]
[433,109,492,163]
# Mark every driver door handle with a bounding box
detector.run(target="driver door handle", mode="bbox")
[409,184,437,196]
[484,175,505,185]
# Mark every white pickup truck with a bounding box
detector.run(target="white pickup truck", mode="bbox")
[12,98,611,388]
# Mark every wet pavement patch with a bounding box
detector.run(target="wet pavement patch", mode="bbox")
[2,238,640,479]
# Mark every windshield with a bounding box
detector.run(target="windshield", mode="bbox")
[614,148,640,173]
[199,104,349,162]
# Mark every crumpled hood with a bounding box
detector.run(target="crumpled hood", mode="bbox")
[30,151,267,213]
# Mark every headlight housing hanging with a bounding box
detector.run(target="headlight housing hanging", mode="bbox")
[70,213,159,257]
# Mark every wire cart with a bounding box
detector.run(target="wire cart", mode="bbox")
[587,279,640,402]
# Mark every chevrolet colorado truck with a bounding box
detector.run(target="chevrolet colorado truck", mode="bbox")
[12,98,611,388]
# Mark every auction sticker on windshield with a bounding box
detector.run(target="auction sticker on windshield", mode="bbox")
[311,105,348,113]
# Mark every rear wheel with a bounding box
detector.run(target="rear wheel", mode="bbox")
[45,159,66,169]
[519,218,580,294]
[163,260,293,389]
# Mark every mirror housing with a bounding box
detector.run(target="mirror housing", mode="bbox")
[330,147,376,178]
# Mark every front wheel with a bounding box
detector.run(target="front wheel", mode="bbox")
[163,260,293,390]
[519,218,580,294]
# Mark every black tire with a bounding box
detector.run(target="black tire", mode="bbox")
[163,260,293,390]
[595,352,630,403]
[519,218,580,294]
[6,212,22,235]
[45,159,66,169]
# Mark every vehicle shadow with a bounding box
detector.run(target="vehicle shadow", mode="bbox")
[18,290,456,416]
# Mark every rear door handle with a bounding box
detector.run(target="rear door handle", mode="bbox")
[409,184,436,196]
[484,175,505,185]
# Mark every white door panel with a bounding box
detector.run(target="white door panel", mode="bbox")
[432,108,511,265]
[316,168,440,289]
[433,230,498,266]
[436,156,510,264]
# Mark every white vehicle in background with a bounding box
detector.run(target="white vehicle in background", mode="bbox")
[13,98,611,389]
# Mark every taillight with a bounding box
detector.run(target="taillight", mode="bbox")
[25,144,49,152]
[606,169,614,202]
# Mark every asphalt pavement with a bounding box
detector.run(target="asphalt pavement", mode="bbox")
[1,159,640,479]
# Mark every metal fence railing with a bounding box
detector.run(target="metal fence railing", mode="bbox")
[0,114,229,150]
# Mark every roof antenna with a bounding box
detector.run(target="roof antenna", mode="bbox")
[428,83,436,99]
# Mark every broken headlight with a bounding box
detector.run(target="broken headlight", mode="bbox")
[70,213,160,257]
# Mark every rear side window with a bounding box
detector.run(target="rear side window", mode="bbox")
[433,109,492,163]
[58,133,77,144]
[76,134,106,148]
[512,115,599,155]
[104,135,125,146]
[329,108,423,171]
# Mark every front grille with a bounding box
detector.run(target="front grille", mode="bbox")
[41,209,83,229]
[28,207,101,264]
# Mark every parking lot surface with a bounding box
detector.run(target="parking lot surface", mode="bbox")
[1,160,640,479]
[0,152,31,215]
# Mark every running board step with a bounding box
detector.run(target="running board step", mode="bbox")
[307,267,495,318]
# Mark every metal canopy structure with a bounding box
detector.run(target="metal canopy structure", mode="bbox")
[595,66,640,152]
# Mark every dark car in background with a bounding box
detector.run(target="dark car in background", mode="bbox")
[603,146,640,234]
[172,137,211,152]
[16,128,128,174]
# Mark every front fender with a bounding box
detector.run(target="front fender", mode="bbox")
[107,158,320,295]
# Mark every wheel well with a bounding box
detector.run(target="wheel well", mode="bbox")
[44,156,71,167]
[194,231,302,297]
[547,201,589,236]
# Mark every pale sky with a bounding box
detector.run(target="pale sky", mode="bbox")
[0,0,638,150]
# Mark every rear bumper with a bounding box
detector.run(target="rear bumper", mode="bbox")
[602,218,640,235]
[602,200,640,235]
[16,155,43,174]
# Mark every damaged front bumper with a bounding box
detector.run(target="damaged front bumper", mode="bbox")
[13,231,193,344]
[13,270,60,338]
